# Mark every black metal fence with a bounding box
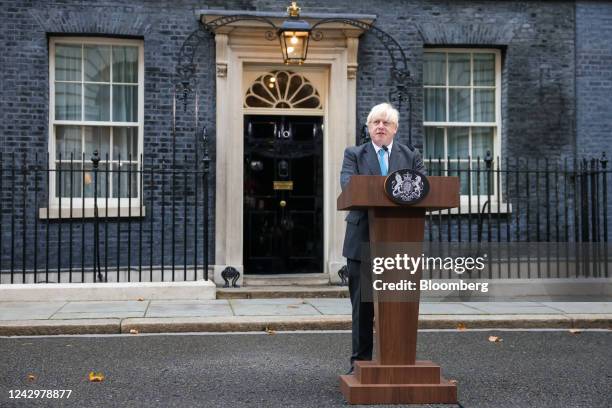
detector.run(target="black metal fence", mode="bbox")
[423,153,610,279]
[0,151,210,284]
[0,151,609,283]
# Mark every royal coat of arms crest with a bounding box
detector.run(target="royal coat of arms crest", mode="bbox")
[384,169,429,204]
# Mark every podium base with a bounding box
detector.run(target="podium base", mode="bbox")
[339,360,457,404]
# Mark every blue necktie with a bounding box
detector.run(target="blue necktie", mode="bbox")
[378,148,388,176]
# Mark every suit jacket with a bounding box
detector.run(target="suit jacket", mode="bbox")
[340,141,426,260]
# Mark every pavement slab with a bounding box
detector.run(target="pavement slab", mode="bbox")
[230,299,321,316]
[465,302,562,314]
[146,300,234,317]
[419,302,483,315]
[0,301,66,320]
[306,298,351,315]
[56,300,149,313]
[51,311,146,319]
[0,299,610,335]
[539,302,612,314]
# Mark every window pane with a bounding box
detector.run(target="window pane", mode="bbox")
[84,45,110,82]
[474,89,495,122]
[55,162,82,198]
[287,74,302,97]
[112,163,139,198]
[448,127,469,158]
[55,83,81,120]
[424,88,446,121]
[423,53,445,86]
[113,127,138,161]
[112,85,138,122]
[55,45,81,82]
[472,127,494,158]
[112,46,138,83]
[424,127,445,159]
[83,126,110,159]
[449,88,470,122]
[474,53,495,86]
[251,82,276,103]
[56,125,82,160]
[83,163,108,198]
[448,53,470,86]
[448,161,470,195]
[84,84,110,121]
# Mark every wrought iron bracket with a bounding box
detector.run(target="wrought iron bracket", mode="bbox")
[221,266,241,288]
[338,265,348,286]
[175,14,415,142]
[600,151,608,169]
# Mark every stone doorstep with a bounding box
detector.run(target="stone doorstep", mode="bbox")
[242,273,331,287]
[217,285,349,299]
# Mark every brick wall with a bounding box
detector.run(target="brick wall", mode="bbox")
[0,0,609,274]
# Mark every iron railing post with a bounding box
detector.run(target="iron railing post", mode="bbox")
[600,152,608,277]
[92,151,103,283]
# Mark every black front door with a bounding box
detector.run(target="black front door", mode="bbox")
[244,115,323,274]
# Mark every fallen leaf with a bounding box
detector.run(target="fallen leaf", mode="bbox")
[137,297,144,301]
[129,329,139,335]
[569,329,582,335]
[88,371,105,382]
[27,374,36,382]
[287,305,300,309]
[488,335,502,343]
[456,323,466,331]
[265,327,276,335]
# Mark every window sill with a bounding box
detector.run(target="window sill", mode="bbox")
[39,206,146,220]
[427,202,512,215]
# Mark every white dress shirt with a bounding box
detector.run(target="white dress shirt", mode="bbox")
[372,140,393,172]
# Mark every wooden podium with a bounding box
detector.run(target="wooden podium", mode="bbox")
[337,175,460,405]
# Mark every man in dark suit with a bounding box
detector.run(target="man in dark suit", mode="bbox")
[340,103,426,374]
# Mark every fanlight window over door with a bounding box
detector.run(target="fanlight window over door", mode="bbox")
[244,71,322,109]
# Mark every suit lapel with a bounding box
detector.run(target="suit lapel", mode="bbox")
[389,143,408,173]
[363,143,381,175]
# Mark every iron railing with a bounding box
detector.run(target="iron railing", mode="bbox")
[0,151,609,283]
[0,152,210,284]
[423,153,610,279]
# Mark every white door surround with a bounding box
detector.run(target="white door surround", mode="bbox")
[199,10,374,285]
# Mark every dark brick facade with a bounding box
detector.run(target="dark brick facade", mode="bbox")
[576,1,612,158]
[0,0,610,276]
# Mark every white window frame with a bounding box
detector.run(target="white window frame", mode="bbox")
[423,48,503,207]
[47,37,144,216]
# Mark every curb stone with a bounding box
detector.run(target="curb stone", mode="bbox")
[0,319,121,336]
[1,315,610,336]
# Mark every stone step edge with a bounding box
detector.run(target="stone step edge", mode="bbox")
[1,315,609,336]
[217,286,349,299]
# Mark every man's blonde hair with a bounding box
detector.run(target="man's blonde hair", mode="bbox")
[366,103,399,127]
